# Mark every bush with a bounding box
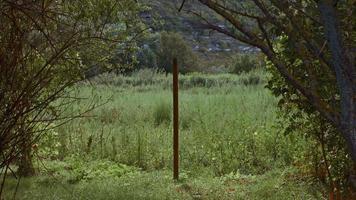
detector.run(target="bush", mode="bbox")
[189,75,207,87]
[239,74,262,86]
[36,124,61,160]
[229,53,263,74]
[136,47,158,70]
[136,33,160,70]
[157,32,199,74]
[40,158,136,183]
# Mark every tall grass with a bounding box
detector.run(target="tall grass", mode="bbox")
[57,69,308,175]
[86,68,266,90]
[1,70,323,200]
[153,100,171,126]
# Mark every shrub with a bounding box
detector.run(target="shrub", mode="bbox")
[189,75,206,87]
[239,74,262,86]
[42,158,136,183]
[229,53,263,74]
[136,33,160,70]
[136,46,158,70]
[36,126,61,160]
[157,32,199,74]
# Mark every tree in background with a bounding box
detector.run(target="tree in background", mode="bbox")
[181,0,355,195]
[132,31,199,74]
[135,33,160,70]
[229,53,264,74]
[0,0,144,184]
[157,32,199,74]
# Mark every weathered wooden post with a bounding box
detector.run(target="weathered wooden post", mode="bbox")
[173,58,179,180]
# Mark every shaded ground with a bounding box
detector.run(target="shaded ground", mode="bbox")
[3,167,325,200]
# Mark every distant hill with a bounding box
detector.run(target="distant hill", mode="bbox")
[138,0,260,70]
[141,0,247,51]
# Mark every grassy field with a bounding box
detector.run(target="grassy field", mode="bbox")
[2,70,326,199]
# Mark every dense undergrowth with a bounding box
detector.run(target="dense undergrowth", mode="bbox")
[2,70,326,199]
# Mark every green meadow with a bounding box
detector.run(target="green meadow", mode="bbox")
[3,70,325,199]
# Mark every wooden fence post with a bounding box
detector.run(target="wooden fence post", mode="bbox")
[173,58,179,180]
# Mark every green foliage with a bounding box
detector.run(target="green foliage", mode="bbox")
[135,31,199,74]
[136,33,160,70]
[88,68,266,89]
[1,71,327,199]
[239,73,263,86]
[0,0,145,178]
[153,100,171,126]
[137,47,158,69]
[229,53,264,75]
[33,158,136,184]
[2,167,324,200]
[77,0,146,76]
[157,32,199,74]
[266,36,352,192]
[67,159,135,183]
[36,124,61,160]
[57,72,303,176]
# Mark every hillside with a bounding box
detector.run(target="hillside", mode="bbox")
[139,0,257,70]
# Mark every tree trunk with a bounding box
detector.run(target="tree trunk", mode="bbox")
[17,127,35,177]
[17,144,35,177]
[318,0,356,158]
[318,0,356,189]
[341,97,356,163]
